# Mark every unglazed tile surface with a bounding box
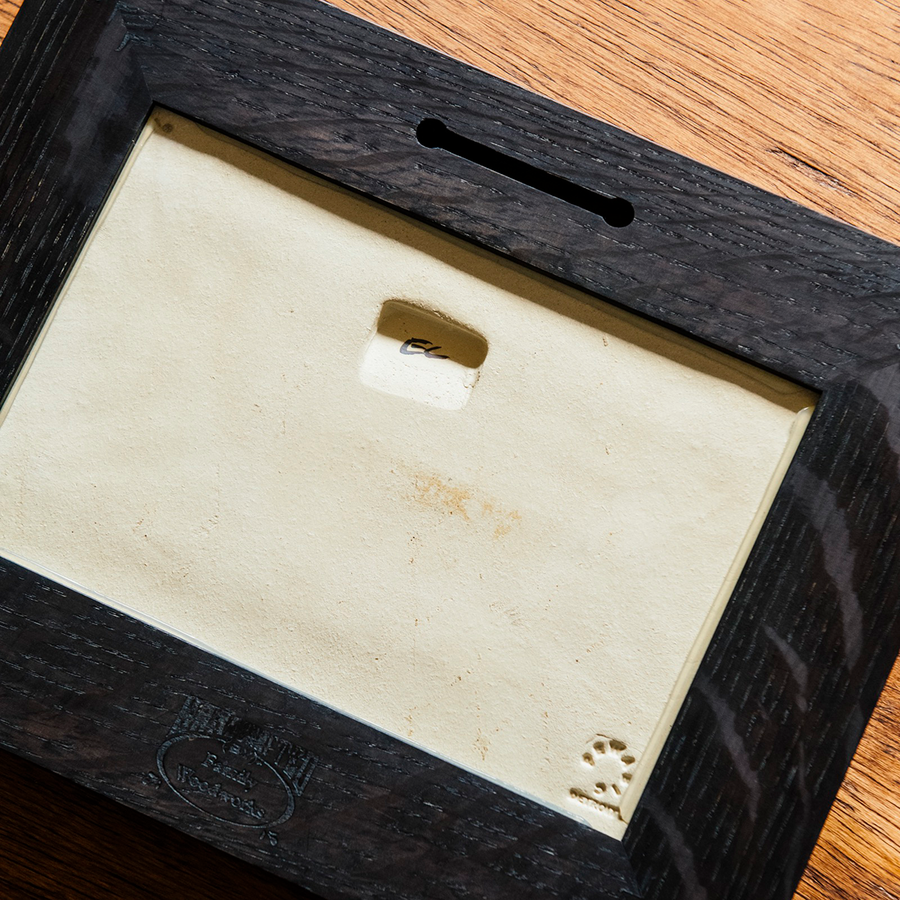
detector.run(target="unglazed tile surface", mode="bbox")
[0,111,815,837]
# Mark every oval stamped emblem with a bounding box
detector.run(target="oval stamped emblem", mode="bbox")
[158,734,295,828]
[149,696,318,840]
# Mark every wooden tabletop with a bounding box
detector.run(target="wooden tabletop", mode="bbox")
[2,0,900,897]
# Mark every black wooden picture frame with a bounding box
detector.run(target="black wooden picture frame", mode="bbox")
[2,1,900,898]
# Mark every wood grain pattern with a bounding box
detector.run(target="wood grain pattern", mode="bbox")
[115,0,900,392]
[797,652,900,900]
[0,0,15,34]
[1,3,897,897]
[318,5,900,897]
[0,751,315,900]
[0,0,150,407]
[629,362,900,900]
[0,556,639,900]
[327,0,900,249]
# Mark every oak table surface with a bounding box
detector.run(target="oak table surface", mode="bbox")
[1,0,900,897]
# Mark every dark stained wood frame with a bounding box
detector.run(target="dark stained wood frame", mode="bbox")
[2,0,900,897]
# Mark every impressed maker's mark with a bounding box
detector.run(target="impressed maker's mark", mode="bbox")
[152,697,317,839]
[569,734,637,822]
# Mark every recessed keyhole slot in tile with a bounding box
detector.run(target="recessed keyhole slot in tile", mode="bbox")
[360,300,488,410]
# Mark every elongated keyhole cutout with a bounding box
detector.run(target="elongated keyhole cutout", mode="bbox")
[416,118,635,228]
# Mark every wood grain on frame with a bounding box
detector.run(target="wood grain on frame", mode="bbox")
[0,0,15,36]
[114,0,900,387]
[329,0,900,250]
[0,751,316,900]
[1,1,900,900]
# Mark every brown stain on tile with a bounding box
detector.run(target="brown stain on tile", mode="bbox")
[413,473,473,521]
[407,470,522,538]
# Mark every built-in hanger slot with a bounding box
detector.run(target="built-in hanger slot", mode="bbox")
[416,118,635,228]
